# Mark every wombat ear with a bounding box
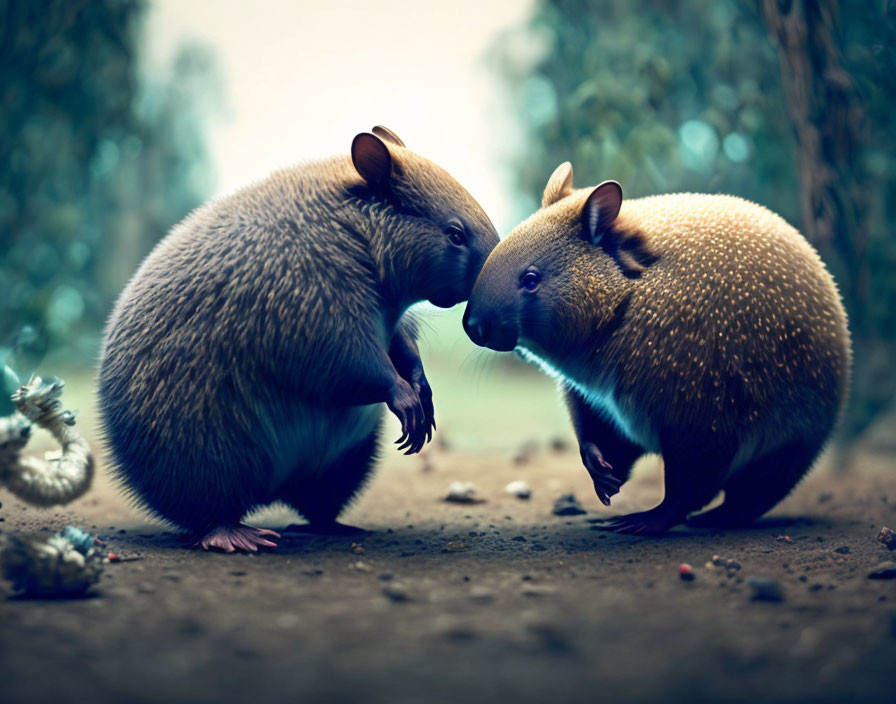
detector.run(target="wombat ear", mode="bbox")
[371,125,406,147]
[542,162,574,208]
[582,180,623,244]
[352,133,392,187]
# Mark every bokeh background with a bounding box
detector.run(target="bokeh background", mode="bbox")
[2,0,894,450]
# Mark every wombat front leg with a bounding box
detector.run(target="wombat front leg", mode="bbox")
[594,429,734,535]
[388,324,435,444]
[334,345,429,455]
[565,389,645,506]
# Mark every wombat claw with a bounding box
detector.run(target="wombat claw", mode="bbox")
[582,442,621,506]
[198,524,281,552]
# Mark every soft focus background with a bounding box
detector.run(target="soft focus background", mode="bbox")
[3,4,896,704]
[2,0,895,449]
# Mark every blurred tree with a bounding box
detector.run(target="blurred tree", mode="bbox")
[0,0,219,367]
[492,0,896,439]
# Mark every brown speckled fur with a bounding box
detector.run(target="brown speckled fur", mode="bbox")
[97,129,498,537]
[465,163,850,534]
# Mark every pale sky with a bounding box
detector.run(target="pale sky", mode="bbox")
[144,0,536,234]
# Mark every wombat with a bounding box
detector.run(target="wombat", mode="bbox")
[98,126,498,551]
[463,162,850,534]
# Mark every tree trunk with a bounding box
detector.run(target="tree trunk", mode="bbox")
[763,0,885,439]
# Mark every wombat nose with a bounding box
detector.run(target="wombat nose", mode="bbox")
[463,311,491,346]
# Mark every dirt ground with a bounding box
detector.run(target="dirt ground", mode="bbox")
[1,435,895,704]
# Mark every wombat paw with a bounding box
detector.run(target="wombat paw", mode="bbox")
[198,524,281,553]
[591,505,682,536]
[581,442,620,506]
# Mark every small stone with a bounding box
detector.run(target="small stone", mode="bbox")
[552,493,586,516]
[350,542,365,554]
[444,481,484,504]
[749,578,784,602]
[521,584,558,597]
[349,561,372,572]
[442,541,469,552]
[549,436,570,453]
[833,546,850,555]
[867,562,896,580]
[504,480,532,500]
[469,586,495,603]
[877,526,896,551]
[678,563,695,581]
[775,535,793,543]
[382,583,410,602]
[513,440,539,465]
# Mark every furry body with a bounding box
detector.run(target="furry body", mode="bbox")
[98,130,498,545]
[464,164,850,533]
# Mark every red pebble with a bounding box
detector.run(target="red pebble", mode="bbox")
[108,553,119,562]
[678,563,695,581]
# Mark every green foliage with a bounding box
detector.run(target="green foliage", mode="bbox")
[0,0,218,367]
[491,0,799,222]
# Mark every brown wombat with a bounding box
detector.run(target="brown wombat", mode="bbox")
[463,162,850,534]
[98,127,498,551]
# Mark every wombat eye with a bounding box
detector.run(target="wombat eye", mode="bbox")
[520,270,541,292]
[445,221,467,246]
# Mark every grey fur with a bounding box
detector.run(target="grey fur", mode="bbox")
[97,129,498,536]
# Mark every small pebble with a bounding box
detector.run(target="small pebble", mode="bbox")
[444,481,484,504]
[749,578,784,602]
[550,436,570,453]
[504,480,532,500]
[442,541,469,552]
[382,583,410,602]
[776,535,793,543]
[867,562,896,580]
[678,563,695,581]
[513,440,539,465]
[521,584,558,597]
[833,546,850,555]
[349,561,372,572]
[877,526,896,551]
[350,542,365,554]
[552,493,586,516]
[469,586,495,603]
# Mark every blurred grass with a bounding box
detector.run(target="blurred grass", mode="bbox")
[415,306,573,451]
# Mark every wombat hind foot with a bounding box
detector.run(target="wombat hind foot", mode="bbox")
[198,524,281,553]
[591,503,684,536]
